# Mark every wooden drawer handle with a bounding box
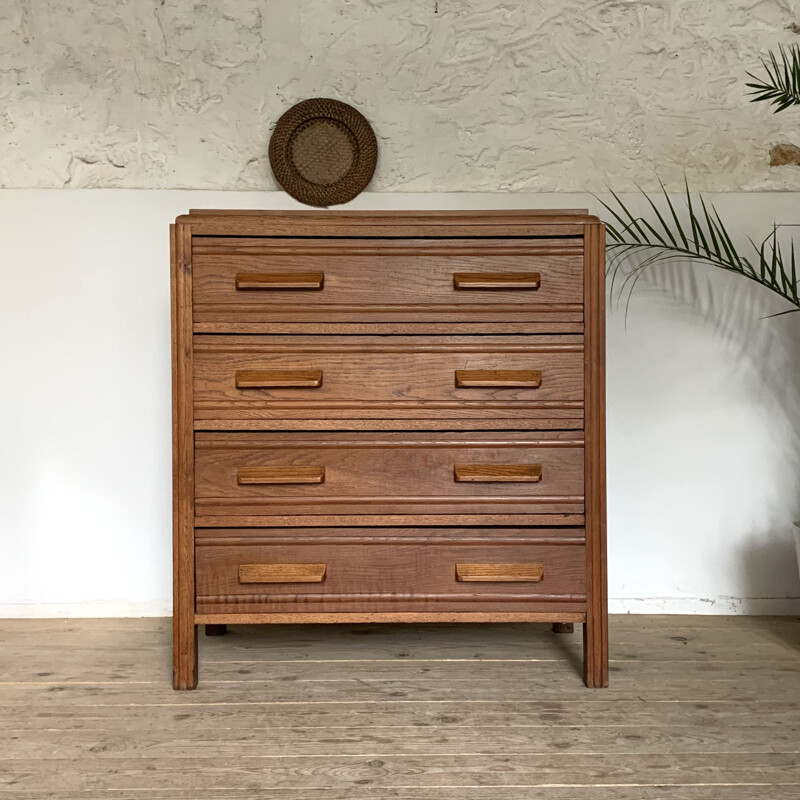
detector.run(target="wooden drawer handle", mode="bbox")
[235,272,324,290]
[456,563,544,582]
[239,563,327,583]
[235,369,323,388]
[454,464,542,483]
[455,370,541,388]
[237,466,325,485]
[453,272,540,290]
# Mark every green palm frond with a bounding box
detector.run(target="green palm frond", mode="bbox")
[600,181,799,315]
[746,43,800,112]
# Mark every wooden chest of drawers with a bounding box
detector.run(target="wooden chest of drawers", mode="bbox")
[171,210,607,689]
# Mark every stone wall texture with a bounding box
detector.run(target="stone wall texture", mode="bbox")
[3,0,800,191]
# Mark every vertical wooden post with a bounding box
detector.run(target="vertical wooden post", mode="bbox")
[172,222,198,689]
[583,221,609,688]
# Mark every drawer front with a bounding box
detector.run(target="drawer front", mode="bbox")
[194,432,584,517]
[195,539,587,614]
[194,335,583,421]
[192,238,583,323]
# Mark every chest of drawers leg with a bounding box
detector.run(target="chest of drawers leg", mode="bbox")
[171,210,607,690]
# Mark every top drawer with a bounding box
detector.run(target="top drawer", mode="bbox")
[192,238,583,325]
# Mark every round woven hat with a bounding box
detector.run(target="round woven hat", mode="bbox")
[269,99,378,207]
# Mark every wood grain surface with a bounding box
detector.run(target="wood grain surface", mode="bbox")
[193,320,585,335]
[194,526,587,546]
[235,271,324,290]
[454,464,543,483]
[195,541,586,614]
[455,563,546,582]
[583,221,608,689]
[193,431,584,517]
[194,335,582,420]
[173,210,607,689]
[236,466,326,485]
[195,611,587,624]
[3,616,799,798]
[454,369,543,388]
[238,563,327,584]
[192,238,583,324]
[453,271,541,289]
[234,369,324,388]
[185,216,590,237]
[170,222,197,690]
[193,513,586,528]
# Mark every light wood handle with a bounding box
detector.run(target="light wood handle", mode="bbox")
[453,272,540,290]
[237,466,325,485]
[454,464,542,483]
[455,370,542,388]
[239,563,327,583]
[235,272,324,290]
[235,369,323,388]
[456,563,544,582]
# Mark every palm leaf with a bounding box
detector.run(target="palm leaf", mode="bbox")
[746,43,800,112]
[602,185,800,315]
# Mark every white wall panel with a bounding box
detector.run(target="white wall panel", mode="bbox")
[0,189,798,616]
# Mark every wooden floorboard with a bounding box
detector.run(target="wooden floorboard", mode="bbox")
[0,615,798,797]
[2,792,800,800]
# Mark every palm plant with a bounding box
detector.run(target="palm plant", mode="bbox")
[746,42,800,112]
[603,43,800,313]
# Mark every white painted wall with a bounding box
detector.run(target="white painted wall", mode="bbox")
[3,0,800,192]
[1,189,798,617]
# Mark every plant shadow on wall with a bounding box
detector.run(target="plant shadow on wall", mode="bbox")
[600,42,800,610]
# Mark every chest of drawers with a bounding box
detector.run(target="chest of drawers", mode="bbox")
[171,210,607,689]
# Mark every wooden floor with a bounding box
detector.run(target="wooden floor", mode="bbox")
[1,616,799,799]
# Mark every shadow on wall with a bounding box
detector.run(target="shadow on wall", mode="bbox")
[620,259,800,606]
[735,537,800,612]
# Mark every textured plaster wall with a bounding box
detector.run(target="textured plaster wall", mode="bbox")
[3,0,800,192]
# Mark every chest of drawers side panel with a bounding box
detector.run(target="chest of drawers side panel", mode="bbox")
[171,222,198,690]
[583,221,608,688]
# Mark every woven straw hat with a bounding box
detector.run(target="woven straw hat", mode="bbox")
[269,99,378,207]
